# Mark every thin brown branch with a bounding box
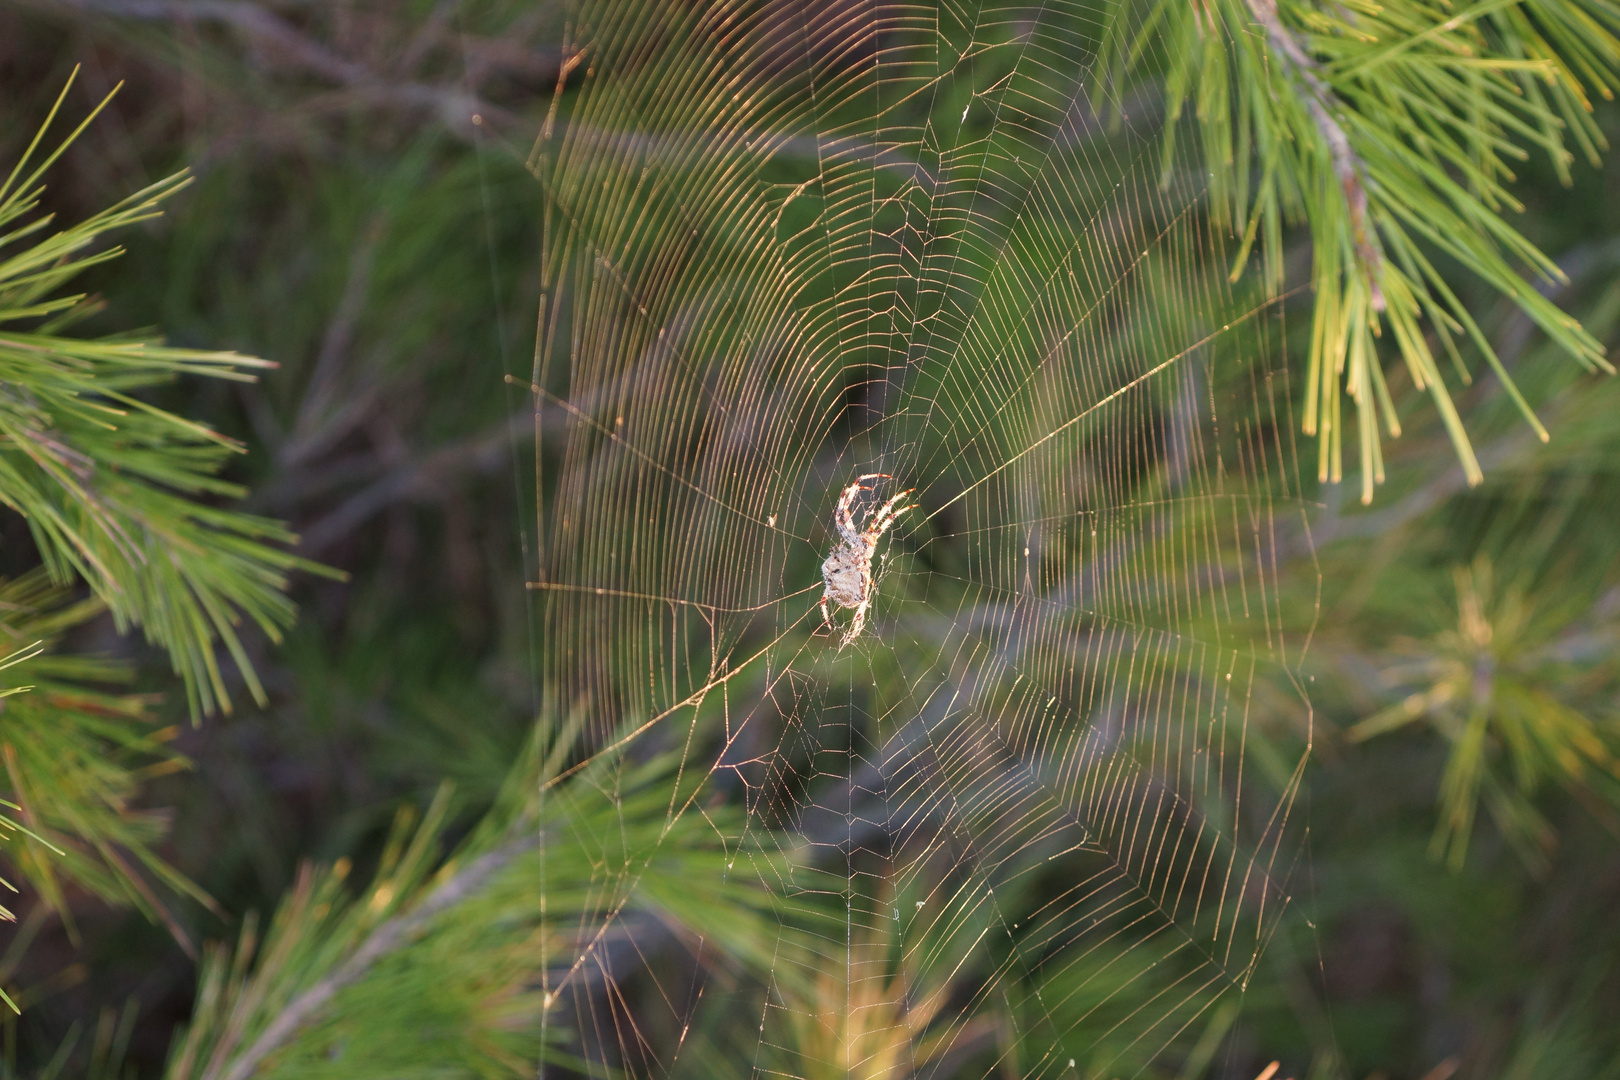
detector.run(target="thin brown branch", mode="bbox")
[49,0,370,84]
[283,213,388,463]
[35,0,544,141]
[295,412,532,554]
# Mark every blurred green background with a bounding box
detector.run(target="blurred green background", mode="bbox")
[1,1,1619,1077]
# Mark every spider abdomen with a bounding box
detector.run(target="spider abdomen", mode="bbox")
[821,545,868,609]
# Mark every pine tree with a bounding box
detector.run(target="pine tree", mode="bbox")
[4,2,1619,1077]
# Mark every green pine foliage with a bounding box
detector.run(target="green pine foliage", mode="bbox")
[164,719,806,1080]
[0,69,324,1019]
[0,74,330,721]
[1104,0,1620,500]
[1349,558,1620,869]
[0,571,212,942]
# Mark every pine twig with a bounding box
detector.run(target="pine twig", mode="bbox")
[1243,0,1386,309]
[205,832,534,1080]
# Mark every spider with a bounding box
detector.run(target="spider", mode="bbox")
[819,473,916,646]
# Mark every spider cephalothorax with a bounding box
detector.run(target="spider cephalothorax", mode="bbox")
[819,473,916,646]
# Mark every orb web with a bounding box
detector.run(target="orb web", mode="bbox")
[524,0,1314,1075]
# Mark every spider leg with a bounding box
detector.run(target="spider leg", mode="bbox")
[819,593,834,633]
[842,587,869,650]
[862,489,917,543]
[834,478,869,541]
[842,604,865,648]
[836,474,895,540]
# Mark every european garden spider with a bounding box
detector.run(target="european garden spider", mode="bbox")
[819,473,916,646]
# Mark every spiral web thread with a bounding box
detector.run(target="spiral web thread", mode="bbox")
[524,1,1315,1075]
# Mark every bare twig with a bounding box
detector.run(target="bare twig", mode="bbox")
[36,0,550,140]
[396,0,462,74]
[283,214,388,463]
[295,412,532,553]
[50,0,371,84]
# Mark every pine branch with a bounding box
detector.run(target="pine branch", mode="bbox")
[1107,0,1620,503]
[0,571,216,959]
[1243,0,1386,310]
[164,724,807,1080]
[208,832,534,1080]
[0,74,340,718]
[0,76,352,1001]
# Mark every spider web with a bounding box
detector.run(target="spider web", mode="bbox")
[524,0,1315,1075]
